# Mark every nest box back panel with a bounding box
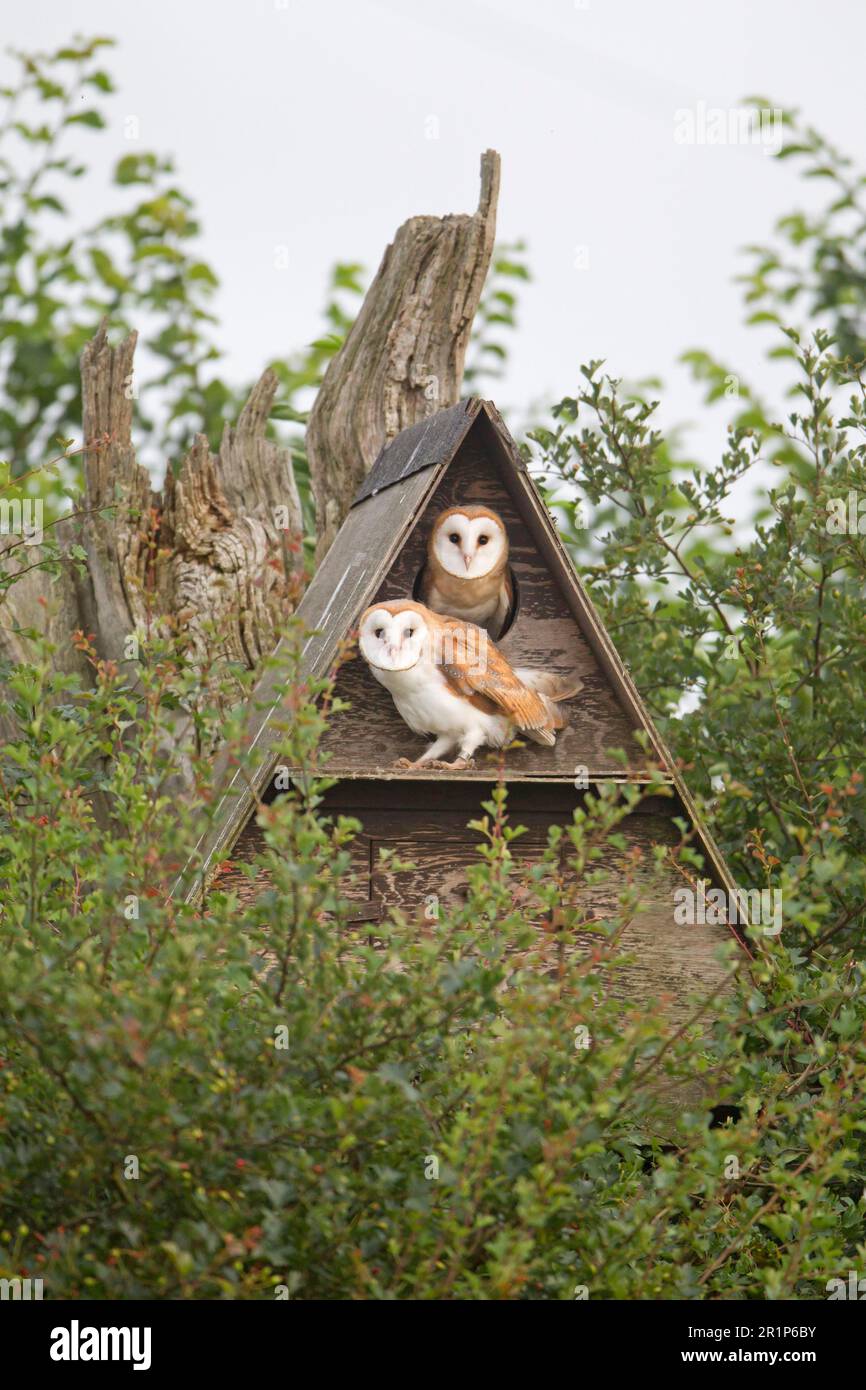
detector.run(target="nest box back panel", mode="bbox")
[317,426,651,778]
[214,780,734,1027]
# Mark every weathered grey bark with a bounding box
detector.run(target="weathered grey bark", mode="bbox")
[157,370,303,670]
[307,149,500,559]
[0,323,303,749]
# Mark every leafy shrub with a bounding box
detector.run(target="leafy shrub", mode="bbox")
[0,626,864,1300]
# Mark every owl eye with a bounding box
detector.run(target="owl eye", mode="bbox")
[374,627,384,639]
[478,535,489,545]
[448,532,460,544]
[405,627,415,638]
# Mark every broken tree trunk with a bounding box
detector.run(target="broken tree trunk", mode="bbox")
[78,323,303,674]
[0,324,304,759]
[306,149,500,559]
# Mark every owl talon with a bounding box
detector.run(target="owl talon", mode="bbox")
[392,756,418,770]
[425,757,475,771]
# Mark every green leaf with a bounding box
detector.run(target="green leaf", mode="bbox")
[65,110,106,129]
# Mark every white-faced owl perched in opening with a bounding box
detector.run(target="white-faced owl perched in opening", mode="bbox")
[358,599,581,770]
[419,505,512,637]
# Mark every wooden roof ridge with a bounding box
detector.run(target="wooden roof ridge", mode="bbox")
[352,398,480,504]
[171,397,737,906]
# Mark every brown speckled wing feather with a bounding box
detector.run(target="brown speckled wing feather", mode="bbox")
[437,620,549,729]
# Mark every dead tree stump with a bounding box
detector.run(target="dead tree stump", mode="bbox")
[306,150,500,559]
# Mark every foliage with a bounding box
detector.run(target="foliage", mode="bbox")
[1,638,864,1300]
[0,36,231,494]
[530,337,866,957]
[464,240,530,393]
[529,112,866,962]
[739,101,866,369]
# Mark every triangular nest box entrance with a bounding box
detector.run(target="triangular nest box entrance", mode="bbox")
[321,403,651,780]
[178,399,746,1028]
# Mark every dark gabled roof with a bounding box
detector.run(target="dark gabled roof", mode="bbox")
[352,399,479,505]
[173,398,738,914]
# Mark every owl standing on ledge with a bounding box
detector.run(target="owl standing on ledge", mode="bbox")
[358,599,581,770]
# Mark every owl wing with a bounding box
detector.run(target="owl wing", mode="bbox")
[437,621,549,730]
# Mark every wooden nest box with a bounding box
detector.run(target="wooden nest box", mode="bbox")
[190,398,745,1021]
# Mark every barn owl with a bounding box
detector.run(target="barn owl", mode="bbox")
[358,599,581,769]
[420,505,513,637]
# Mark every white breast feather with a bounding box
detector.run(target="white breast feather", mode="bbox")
[371,658,511,746]
[427,579,497,626]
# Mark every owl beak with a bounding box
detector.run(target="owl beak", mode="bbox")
[463,554,473,571]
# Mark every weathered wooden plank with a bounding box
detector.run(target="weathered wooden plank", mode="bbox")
[316,779,677,820]
[352,399,479,505]
[308,767,663,784]
[371,834,549,911]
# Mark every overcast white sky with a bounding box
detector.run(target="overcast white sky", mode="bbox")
[9,0,866,467]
